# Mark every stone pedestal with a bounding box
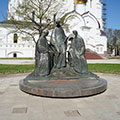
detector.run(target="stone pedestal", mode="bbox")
[19,72,107,98]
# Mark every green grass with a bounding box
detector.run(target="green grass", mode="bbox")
[108,56,120,59]
[0,64,34,74]
[0,64,120,75]
[88,64,120,74]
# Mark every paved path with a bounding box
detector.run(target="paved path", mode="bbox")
[87,59,120,64]
[0,60,35,64]
[0,59,120,64]
[0,73,120,120]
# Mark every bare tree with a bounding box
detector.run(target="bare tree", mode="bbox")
[113,29,120,55]
[106,28,120,55]
[8,0,66,44]
[106,28,114,54]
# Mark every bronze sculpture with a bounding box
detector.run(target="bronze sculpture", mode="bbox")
[20,20,107,98]
[34,30,50,77]
[50,20,67,69]
[68,30,88,74]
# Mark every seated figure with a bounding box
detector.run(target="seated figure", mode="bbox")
[68,30,88,74]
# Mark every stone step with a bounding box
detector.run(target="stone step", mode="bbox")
[85,49,104,59]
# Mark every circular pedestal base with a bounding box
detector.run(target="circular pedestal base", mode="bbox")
[19,78,107,98]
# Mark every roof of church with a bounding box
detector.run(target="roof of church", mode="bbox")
[100,30,106,36]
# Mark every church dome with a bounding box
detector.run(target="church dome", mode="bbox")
[74,0,87,4]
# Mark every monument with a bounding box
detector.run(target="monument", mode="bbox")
[19,20,107,98]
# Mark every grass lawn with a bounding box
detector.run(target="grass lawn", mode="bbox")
[0,64,120,75]
[88,64,120,74]
[108,56,120,59]
[0,64,34,74]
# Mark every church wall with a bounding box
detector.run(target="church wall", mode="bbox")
[2,0,107,58]
[0,25,35,58]
[6,48,35,58]
[0,49,5,58]
[90,0,103,29]
[0,44,35,58]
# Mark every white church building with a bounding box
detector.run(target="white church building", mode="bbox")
[0,0,107,58]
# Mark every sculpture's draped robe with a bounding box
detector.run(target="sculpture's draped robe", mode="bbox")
[34,34,50,76]
[68,34,88,74]
[50,25,66,69]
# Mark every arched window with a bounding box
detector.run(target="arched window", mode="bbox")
[100,47,103,52]
[14,33,18,43]
[13,53,17,58]
[96,47,99,52]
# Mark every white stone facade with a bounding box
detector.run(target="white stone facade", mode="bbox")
[0,0,107,58]
[61,0,107,57]
[0,25,35,58]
